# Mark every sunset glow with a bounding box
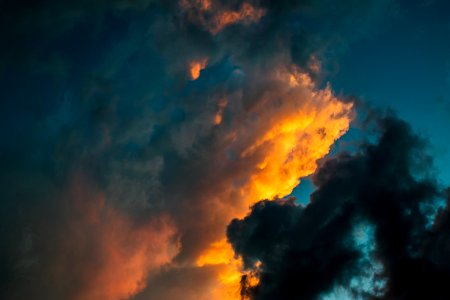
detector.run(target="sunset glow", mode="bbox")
[194,69,352,298]
[5,1,444,300]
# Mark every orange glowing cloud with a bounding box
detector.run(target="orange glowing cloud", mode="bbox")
[233,68,352,211]
[211,3,266,34]
[196,239,242,299]
[195,239,259,300]
[195,68,353,299]
[189,58,208,80]
[214,98,228,125]
[180,0,265,34]
[111,66,352,300]
[53,175,179,300]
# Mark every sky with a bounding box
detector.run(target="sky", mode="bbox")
[1,1,450,300]
[292,0,450,203]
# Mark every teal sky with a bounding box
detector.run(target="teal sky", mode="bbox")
[293,0,450,204]
[332,0,450,185]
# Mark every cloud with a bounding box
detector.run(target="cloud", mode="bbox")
[0,0,397,299]
[1,172,178,300]
[227,113,450,299]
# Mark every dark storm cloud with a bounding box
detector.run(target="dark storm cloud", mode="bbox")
[228,197,359,300]
[228,113,450,300]
[1,0,398,299]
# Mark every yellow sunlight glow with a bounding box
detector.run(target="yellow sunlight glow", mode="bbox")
[197,68,353,300]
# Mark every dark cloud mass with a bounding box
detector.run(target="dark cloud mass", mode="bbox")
[3,0,444,300]
[228,113,450,300]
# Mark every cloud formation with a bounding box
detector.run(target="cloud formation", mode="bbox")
[1,0,397,299]
[1,172,178,300]
[228,113,450,300]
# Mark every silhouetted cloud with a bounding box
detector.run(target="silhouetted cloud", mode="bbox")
[228,113,450,300]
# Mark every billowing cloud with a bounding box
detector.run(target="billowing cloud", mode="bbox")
[2,172,178,300]
[227,113,450,300]
[0,0,398,299]
[129,63,352,300]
